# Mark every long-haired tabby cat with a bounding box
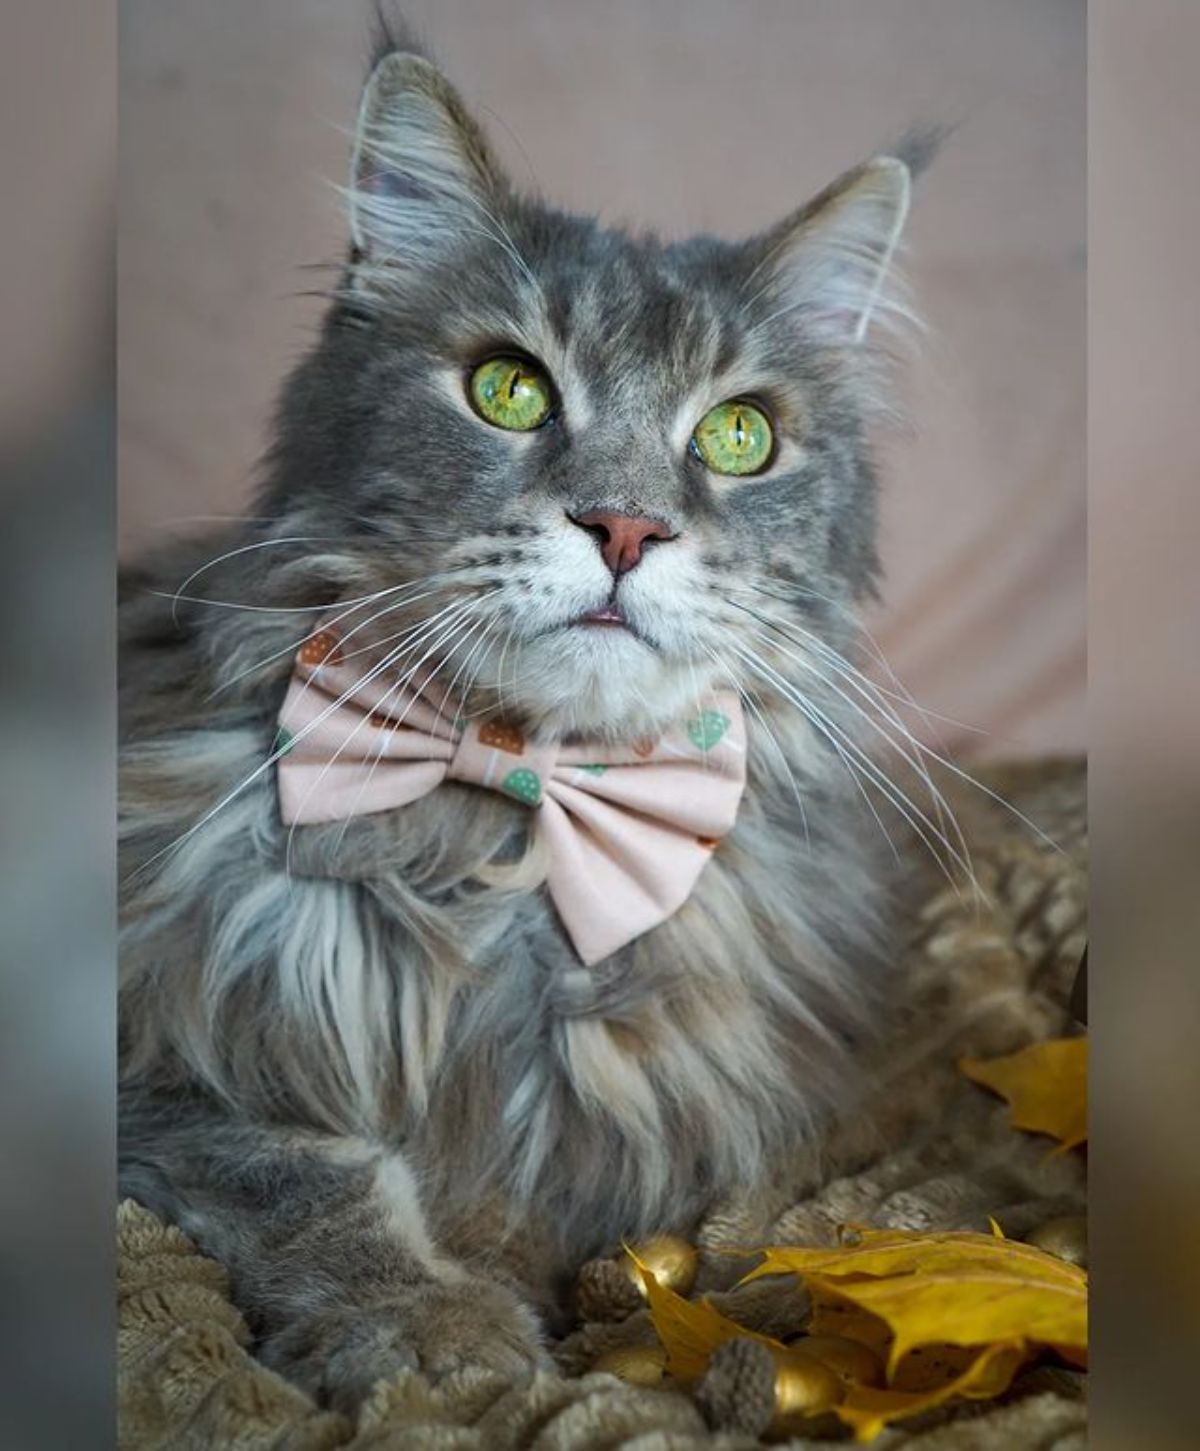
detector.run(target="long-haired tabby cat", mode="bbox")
[120,25,946,1408]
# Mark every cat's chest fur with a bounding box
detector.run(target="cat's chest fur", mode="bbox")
[298,771,881,1257]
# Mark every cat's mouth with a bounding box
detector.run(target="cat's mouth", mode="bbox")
[572,601,651,643]
[577,604,626,627]
[557,598,654,648]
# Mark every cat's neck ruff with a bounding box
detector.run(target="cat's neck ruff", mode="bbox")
[120,623,889,1254]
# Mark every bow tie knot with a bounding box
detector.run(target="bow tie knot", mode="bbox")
[276,628,748,964]
[444,722,557,806]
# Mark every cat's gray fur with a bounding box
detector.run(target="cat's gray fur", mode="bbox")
[120,23,932,1408]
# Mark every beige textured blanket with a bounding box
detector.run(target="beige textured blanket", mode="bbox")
[118,759,1087,1449]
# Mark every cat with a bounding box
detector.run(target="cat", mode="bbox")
[119,24,939,1410]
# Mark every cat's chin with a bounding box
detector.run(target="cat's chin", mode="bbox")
[481,627,717,742]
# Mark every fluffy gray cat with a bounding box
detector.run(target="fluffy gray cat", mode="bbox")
[120,28,945,1410]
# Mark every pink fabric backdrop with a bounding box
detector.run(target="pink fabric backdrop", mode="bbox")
[119,0,1084,760]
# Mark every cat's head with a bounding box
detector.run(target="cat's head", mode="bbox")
[263,47,922,739]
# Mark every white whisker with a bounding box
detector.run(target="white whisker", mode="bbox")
[309,602,495,866]
[703,646,810,850]
[754,625,976,885]
[282,592,483,723]
[168,536,327,628]
[444,617,500,735]
[726,599,975,884]
[729,644,901,868]
[127,600,488,883]
[208,579,457,700]
[735,587,1058,857]
[157,567,466,622]
[748,581,990,740]
[731,642,976,894]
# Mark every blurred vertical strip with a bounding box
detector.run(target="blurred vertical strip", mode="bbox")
[1091,2,1200,1448]
[0,0,116,1444]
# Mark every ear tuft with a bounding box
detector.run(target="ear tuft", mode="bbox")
[749,154,916,347]
[366,2,429,74]
[888,121,953,182]
[348,51,504,266]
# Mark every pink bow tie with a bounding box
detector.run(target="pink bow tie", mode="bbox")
[275,629,747,964]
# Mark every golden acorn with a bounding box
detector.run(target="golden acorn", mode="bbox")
[590,1342,668,1386]
[1025,1214,1088,1268]
[622,1234,699,1297]
[767,1348,845,1436]
[788,1333,883,1387]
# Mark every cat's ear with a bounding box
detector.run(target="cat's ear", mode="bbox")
[749,156,914,346]
[347,51,504,266]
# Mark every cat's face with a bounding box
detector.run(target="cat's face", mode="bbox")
[268,53,914,738]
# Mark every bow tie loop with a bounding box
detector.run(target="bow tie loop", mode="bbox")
[275,627,748,964]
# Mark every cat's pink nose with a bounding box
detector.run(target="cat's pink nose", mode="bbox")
[570,510,674,576]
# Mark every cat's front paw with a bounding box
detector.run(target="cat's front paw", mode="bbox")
[259,1277,548,1411]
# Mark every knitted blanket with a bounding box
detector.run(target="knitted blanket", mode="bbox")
[118,758,1087,1449]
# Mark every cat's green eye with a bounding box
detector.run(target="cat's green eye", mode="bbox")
[691,400,774,477]
[469,356,554,431]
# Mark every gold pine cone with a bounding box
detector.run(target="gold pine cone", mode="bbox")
[622,1234,699,1297]
[590,1343,668,1386]
[768,1348,846,1437]
[1025,1214,1088,1267]
[577,1256,644,1322]
[788,1333,883,1387]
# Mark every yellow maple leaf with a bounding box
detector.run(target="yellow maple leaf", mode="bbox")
[807,1290,894,1358]
[742,1224,1085,1370]
[959,1036,1087,1151]
[740,1223,1086,1438]
[835,1340,1027,1442]
[626,1247,787,1381]
[805,1265,1084,1373]
[633,1225,1087,1440]
[743,1223,1083,1295]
